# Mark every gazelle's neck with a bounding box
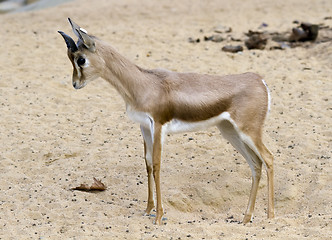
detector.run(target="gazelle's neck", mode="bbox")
[97,40,152,107]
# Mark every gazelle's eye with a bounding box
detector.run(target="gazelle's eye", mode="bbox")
[77,57,86,66]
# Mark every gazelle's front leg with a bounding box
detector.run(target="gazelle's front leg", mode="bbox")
[152,122,163,225]
[140,125,155,215]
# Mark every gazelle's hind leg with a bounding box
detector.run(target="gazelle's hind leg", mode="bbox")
[258,143,274,219]
[218,120,263,223]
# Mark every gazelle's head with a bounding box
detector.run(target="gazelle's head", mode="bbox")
[58,18,104,89]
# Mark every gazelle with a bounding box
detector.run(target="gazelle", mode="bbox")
[58,18,274,225]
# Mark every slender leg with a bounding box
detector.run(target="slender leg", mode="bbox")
[152,123,163,225]
[245,142,274,221]
[140,125,155,215]
[218,120,263,223]
[259,144,274,219]
[242,145,262,223]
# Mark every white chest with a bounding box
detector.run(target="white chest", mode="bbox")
[126,105,153,129]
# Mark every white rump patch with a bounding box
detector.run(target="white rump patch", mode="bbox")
[262,79,271,114]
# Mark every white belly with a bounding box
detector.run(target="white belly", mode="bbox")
[164,112,231,134]
[127,104,231,134]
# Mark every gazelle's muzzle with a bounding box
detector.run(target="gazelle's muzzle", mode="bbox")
[72,80,87,89]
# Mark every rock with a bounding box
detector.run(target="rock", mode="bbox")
[204,34,224,42]
[222,45,243,53]
[301,22,319,40]
[245,31,268,50]
[213,25,232,33]
[188,37,200,43]
[290,28,307,41]
[289,22,319,42]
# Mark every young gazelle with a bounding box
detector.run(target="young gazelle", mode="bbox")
[58,18,274,225]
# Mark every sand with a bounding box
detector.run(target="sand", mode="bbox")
[0,0,331,239]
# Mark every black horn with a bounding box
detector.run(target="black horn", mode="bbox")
[58,31,78,52]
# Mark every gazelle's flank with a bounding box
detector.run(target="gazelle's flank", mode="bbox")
[58,18,274,225]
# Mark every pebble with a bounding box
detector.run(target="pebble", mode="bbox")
[213,25,232,33]
[222,45,243,53]
[204,34,224,42]
[188,37,200,43]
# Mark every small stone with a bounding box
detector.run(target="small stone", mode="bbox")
[214,25,232,33]
[245,31,268,50]
[204,35,224,42]
[212,35,223,42]
[290,28,307,41]
[188,37,200,43]
[222,45,243,53]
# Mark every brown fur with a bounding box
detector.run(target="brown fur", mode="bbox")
[72,39,269,123]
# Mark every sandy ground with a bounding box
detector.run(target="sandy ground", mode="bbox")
[0,0,331,239]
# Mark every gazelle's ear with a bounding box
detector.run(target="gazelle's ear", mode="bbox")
[78,30,96,52]
[58,31,78,52]
[68,18,95,52]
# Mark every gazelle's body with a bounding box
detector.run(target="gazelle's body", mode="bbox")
[59,19,274,225]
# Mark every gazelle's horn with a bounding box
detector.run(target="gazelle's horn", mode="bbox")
[58,31,78,52]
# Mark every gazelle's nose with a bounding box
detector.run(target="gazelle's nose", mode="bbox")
[73,82,77,89]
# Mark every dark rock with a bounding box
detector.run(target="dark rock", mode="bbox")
[222,45,243,53]
[290,22,319,42]
[301,22,319,40]
[188,37,200,43]
[245,31,268,50]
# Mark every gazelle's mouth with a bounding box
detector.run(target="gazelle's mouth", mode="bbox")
[73,81,87,89]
